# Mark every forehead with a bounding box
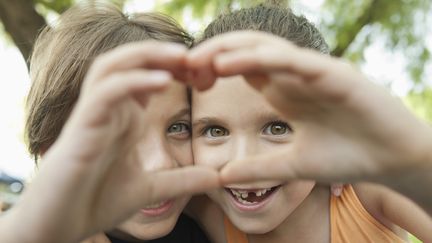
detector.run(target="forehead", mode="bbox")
[146,80,189,118]
[192,76,277,119]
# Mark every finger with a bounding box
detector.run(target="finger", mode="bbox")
[331,183,344,197]
[142,166,220,203]
[213,46,330,79]
[78,70,171,126]
[190,66,217,91]
[91,70,170,106]
[85,41,187,86]
[220,148,299,184]
[187,31,282,68]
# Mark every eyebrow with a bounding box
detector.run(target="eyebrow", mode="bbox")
[169,108,190,122]
[192,111,286,128]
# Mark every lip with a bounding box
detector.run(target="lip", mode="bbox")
[225,185,281,212]
[140,200,174,216]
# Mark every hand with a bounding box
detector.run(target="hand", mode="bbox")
[187,31,432,207]
[3,42,220,243]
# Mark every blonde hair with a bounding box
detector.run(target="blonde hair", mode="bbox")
[26,2,192,160]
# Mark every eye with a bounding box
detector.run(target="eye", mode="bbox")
[167,122,190,139]
[263,121,292,136]
[203,126,229,138]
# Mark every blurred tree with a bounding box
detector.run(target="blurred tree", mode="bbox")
[158,0,431,86]
[0,0,431,87]
[405,88,432,123]
[0,0,46,62]
[0,0,125,64]
[321,0,431,86]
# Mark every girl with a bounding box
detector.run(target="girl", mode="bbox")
[24,2,212,243]
[188,4,432,243]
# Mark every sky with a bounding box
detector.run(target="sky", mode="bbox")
[0,0,430,180]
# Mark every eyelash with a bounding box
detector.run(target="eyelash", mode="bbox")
[167,121,191,138]
[201,125,229,138]
[262,120,293,136]
[200,120,292,138]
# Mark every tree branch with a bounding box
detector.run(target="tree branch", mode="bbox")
[331,0,377,57]
[0,0,46,63]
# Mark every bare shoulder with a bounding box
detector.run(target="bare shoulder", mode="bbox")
[353,183,432,242]
[186,195,227,243]
[352,183,401,234]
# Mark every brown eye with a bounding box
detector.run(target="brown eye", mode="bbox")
[205,126,229,137]
[264,121,291,136]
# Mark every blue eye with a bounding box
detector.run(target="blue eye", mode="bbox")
[204,126,229,137]
[263,121,291,136]
[167,122,190,138]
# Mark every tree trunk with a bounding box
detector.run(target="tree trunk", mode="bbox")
[0,0,46,64]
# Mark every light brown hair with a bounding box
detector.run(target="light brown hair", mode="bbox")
[25,2,192,160]
[198,3,329,53]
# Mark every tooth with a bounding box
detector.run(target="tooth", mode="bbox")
[144,201,163,209]
[239,197,253,205]
[255,190,262,196]
[241,192,248,199]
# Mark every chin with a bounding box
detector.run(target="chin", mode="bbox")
[117,196,189,240]
[127,219,177,240]
[238,220,276,234]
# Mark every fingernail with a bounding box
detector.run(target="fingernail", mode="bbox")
[165,44,187,55]
[147,71,172,83]
[333,188,342,197]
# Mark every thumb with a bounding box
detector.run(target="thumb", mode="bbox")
[220,148,301,184]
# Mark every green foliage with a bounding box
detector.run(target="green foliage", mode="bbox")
[405,87,432,123]
[155,0,282,30]
[0,22,13,46]
[321,0,431,85]
[34,0,74,13]
[33,0,127,14]
[1,0,430,92]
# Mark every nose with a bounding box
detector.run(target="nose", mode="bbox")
[230,136,258,162]
[137,133,178,172]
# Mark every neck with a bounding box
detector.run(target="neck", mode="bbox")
[248,185,331,243]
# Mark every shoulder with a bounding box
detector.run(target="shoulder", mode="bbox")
[352,183,409,240]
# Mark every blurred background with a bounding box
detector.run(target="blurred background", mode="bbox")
[0,0,431,213]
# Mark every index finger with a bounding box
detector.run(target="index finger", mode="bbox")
[187,31,286,69]
[85,41,188,85]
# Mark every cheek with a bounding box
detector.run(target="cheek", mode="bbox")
[281,181,315,207]
[169,141,193,167]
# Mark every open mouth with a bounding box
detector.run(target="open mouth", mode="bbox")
[140,200,174,216]
[225,185,281,211]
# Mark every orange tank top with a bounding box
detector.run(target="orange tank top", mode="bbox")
[224,184,405,243]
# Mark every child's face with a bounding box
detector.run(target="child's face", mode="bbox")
[192,76,315,234]
[115,81,192,240]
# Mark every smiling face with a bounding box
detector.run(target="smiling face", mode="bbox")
[111,81,192,240]
[192,76,315,234]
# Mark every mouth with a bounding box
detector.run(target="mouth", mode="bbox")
[225,185,281,212]
[140,200,174,216]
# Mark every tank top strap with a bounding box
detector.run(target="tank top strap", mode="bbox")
[330,184,405,243]
[224,215,249,243]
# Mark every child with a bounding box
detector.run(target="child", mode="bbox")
[187,4,432,242]
[24,2,213,243]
